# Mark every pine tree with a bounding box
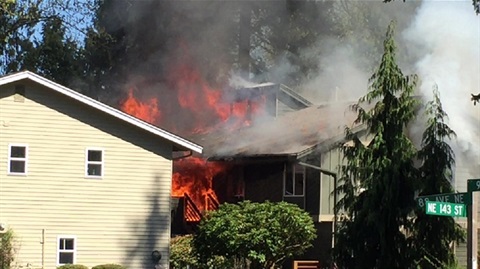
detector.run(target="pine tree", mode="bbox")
[333,22,419,269]
[410,87,465,269]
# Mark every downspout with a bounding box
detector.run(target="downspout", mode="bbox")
[41,229,45,269]
[297,162,338,248]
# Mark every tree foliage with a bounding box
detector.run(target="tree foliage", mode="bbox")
[334,22,420,269]
[0,0,94,78]
[409,87,465,269]
[192,201,316,269]
[0,229,16,269]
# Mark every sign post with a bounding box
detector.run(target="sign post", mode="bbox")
[467,179,480,269]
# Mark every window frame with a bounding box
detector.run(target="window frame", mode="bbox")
[57,235,76,266]
[85,148,104,178]
[7,144,28,175]
[283,163,306,197]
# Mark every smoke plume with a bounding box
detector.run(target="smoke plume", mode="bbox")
[403,0,480,182]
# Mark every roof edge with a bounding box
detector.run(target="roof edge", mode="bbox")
[0,71,203,153]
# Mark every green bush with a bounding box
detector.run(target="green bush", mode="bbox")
[1,229,16,269]
[57,264,89,269]
[92,264,126,269]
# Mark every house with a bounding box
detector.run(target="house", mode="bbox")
[0,71,202,269]
[192,94,478,267]
[177,101,366,267]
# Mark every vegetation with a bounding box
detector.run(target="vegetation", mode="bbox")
[170,235,199,269]
[0,229,15,269]
[410,87,465,268]
[334,22,419,269]
[193,201,316,269]
[56,264,89,269]
[334,22,466,269]
[91,264,126,269]
[170,234,233,269]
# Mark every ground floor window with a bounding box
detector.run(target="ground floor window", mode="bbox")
[284,163,305,196]
[57,236,76,265]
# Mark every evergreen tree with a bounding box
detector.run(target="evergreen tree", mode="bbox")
[34,16,83,85]
[333,22,419,269]
[410,87,465,269]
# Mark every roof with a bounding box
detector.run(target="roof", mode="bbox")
[0,71,203,153]
[192,103,364,159]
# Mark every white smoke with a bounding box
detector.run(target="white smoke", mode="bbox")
[402,0,480,182]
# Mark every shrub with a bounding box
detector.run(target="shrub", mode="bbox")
[92,264,126,269]
[0,229,16,269]
[57,264,89,269]
[170,235,198,269]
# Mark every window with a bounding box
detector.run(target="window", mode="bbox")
[8,144,28,175]
[284,164,305,196]
[86,148,103,177]
[57,236,76,265]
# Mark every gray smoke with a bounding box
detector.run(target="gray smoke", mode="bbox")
[402,0,480,183]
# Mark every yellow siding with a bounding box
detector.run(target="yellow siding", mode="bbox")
[0,82,173,269]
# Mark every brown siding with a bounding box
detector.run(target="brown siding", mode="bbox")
[244,162,284,203]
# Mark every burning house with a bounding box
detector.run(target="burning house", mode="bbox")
[121,77,366,265]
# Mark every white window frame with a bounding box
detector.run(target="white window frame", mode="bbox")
[57,235,76,266]
[85,148,104,178]
[7,144,28,175]
[283,163,306,197]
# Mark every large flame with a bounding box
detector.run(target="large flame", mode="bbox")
[119,44,267,214]
[172,157,230,211]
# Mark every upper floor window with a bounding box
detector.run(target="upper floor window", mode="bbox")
[57,236,76,265]
[284,163,305,196]
[8,144,28,175]
[85,148,103,178]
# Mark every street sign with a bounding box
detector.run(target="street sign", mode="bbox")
[416,192,471,208]
[425,201,467,217]
[467,178,480,192]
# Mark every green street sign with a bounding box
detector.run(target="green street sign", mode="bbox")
[467,179,480,192]
[426,201,466,217]
[416,192,471,207]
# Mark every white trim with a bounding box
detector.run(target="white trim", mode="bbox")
[7,144,28,175]
[283,163,306,197]
[85,148,104,178]
[0,71,203,153]
[56,235,77,266]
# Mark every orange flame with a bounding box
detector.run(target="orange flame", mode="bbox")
[172,156,229,211]
[119,43,267,214]
[122,88,161,124]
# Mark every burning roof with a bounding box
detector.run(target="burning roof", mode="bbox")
[192,102,362,159]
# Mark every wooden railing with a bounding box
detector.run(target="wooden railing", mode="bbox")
[184,193,202,223]
[293,260,320,269]
[206,192,219,211]
[184,192,220,223]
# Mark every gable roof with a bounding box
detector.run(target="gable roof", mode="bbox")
[0,71,202,153]
[193,102,365,160]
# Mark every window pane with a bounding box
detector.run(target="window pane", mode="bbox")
[59,252,74,264]
[88,164,102,176]
[10,161,25,173]
[285,173,293,195]
[11,146,26,158]
[88,150,102,161]
[294,174,304,195]
[60,239,64,250]
[64,239,74,250]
